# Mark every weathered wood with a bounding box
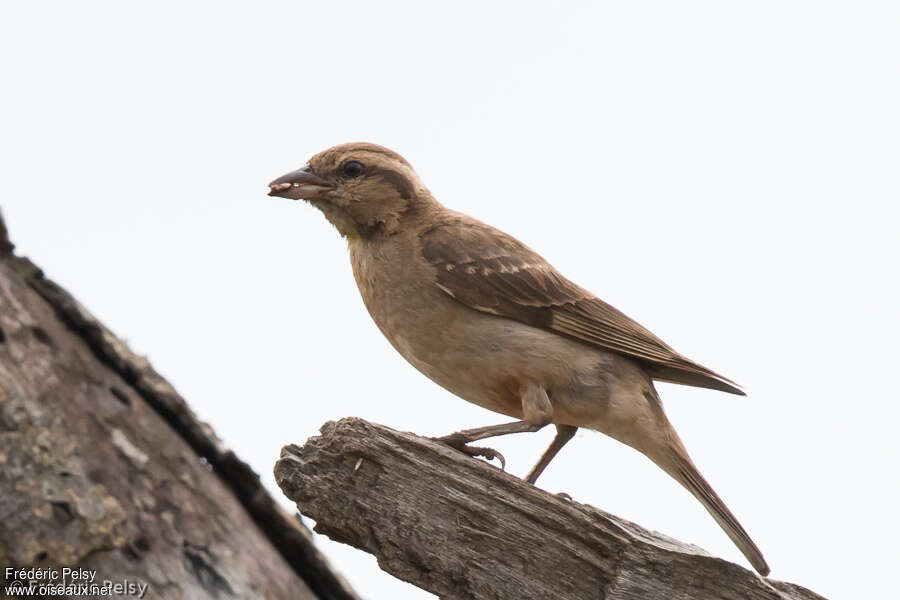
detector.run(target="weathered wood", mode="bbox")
[0,209,357,599]
[275,418,825,600]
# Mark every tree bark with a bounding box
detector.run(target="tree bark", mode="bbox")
[275,417,826,600]
[0,210,357,600]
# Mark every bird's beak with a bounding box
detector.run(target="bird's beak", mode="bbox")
[268,166,334,200]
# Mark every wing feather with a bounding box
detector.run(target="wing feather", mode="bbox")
[421,217,744,395]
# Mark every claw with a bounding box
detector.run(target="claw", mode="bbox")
[432,436,507,470]
[461,445,506,470]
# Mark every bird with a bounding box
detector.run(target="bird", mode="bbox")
[268,142,770,576]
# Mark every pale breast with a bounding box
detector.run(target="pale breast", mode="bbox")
[349,236,526,415]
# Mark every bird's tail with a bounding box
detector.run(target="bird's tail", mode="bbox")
[658,438,770,576]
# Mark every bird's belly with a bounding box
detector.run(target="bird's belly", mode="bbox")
[377,300,528,418]
[365,293,609,423]
[390,312,663,438]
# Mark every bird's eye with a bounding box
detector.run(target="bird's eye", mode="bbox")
[342,160,365,178]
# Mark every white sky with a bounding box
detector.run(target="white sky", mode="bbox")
[2,2,898,599]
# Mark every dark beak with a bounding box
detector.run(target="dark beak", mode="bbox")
[268,166,334,200]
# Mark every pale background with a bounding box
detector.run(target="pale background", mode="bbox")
[2,2,898,599]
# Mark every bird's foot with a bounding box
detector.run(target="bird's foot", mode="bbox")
[433,435,506,470]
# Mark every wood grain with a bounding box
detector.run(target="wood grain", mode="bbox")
[276,418,825,600]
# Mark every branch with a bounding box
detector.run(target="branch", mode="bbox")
[275,418,825,600]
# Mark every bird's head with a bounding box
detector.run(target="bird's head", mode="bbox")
[268,142,431,239]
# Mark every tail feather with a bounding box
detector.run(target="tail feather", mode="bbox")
[666,447,770,576]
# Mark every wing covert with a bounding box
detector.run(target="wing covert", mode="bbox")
[420,218,743,395]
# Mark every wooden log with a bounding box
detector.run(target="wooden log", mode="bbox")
[275,417,825,600]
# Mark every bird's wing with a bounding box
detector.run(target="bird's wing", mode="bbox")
[420,217,744,395]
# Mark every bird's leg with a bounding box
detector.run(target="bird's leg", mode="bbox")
[436,420,546,446]
[434,420,545,469]
[525,424,578,484]
[435,383,554,471]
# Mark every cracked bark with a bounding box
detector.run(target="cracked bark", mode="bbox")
[275,418,826,600]
[0,209,358,600]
